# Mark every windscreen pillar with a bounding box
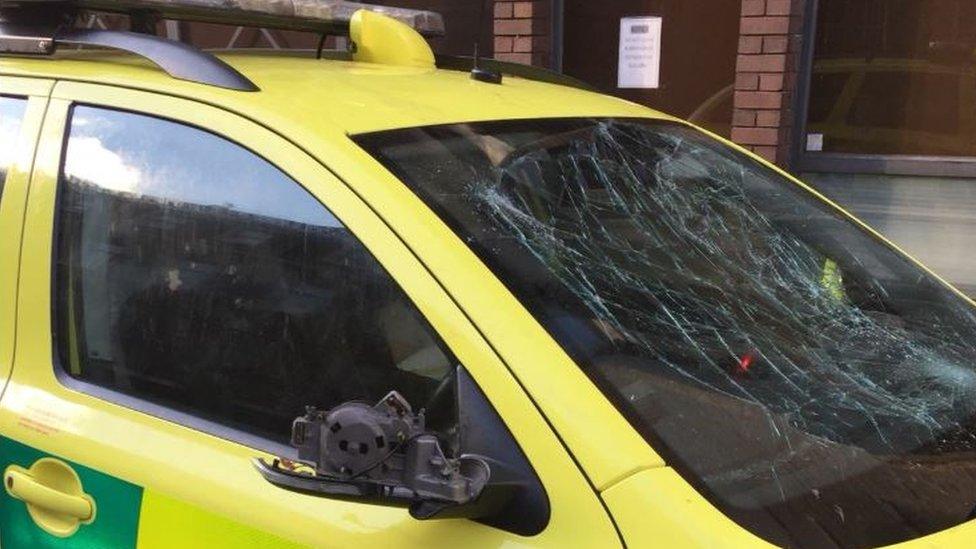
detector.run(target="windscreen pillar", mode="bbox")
[731,0,809,166]
[493,1,552,67]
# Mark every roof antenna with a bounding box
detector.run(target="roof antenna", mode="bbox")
[470,0,502,84]
[315,32,326,59]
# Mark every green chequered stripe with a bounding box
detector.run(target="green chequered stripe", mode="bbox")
[0,437,142,549]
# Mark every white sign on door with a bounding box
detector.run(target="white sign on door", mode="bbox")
[617,16,662,89]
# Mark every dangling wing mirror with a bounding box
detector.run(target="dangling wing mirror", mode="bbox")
[254,367,550,535]
[254,391,488,518]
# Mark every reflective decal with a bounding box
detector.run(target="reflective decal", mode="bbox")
[136,491,300,548]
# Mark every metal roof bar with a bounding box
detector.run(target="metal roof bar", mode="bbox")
[62,28,259,90]
[0,23,260,90]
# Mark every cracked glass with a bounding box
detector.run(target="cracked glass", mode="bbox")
[357,118,976,548]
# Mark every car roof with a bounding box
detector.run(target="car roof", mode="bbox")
[1,50,670,135]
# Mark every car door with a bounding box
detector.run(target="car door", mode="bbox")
[0,81,620,548]
[0,77,50,396]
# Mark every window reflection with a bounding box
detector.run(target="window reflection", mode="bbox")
[0,97,28,196]
[64,107,336,227]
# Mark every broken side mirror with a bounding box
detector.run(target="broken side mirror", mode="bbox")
[254,367,550,535]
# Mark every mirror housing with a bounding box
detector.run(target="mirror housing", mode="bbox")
[254,367,550,535]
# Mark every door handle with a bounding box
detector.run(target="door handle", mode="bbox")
[5,467,93,519]
[4,458,96,537]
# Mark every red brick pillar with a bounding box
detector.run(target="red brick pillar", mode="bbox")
[732,0,808,166]
[493,1,552,67]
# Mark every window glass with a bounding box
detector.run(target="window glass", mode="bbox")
[56,106,454,445]
[847,72,959,134]
[0,97,28,198]
[805,72,848,124]
[807,0,976,156]
[357,118,976,548]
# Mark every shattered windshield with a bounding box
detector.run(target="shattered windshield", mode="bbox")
[356,119,976,548]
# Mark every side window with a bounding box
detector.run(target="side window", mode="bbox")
[55,106,454,444]
[0,96,29,199]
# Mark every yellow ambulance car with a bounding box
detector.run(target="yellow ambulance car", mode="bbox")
[1,1,975,547]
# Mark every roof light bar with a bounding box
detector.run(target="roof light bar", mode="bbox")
[4,0,446,36]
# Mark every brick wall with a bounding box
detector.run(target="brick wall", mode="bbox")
[493,1,552,66]
[731,0,808,165]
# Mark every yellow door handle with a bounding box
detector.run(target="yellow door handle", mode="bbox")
[5,468,93,520]
[4,458,96,537]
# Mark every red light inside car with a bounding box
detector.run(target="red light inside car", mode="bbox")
[734,351,755,376]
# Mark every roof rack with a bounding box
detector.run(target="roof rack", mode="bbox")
[0,3,260,90]
[0,0,445,91]
[0,1,594,94]
[0,0,445,36]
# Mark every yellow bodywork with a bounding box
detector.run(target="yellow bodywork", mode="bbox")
[0,45,973,549]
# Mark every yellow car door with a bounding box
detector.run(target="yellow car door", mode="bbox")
[0,77,49,395]
[0,82,620,547]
